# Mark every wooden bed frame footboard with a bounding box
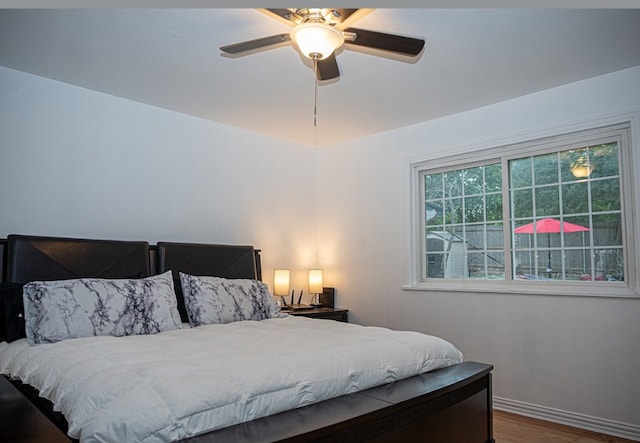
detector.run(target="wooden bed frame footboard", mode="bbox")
[2,361,492,443]
[185,361,494,443]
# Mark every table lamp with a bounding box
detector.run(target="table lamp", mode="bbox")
[273,269,290,306]
[308,269,323,307]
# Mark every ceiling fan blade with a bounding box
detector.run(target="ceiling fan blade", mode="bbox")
[220,34,291,54]
[343,27,425,56]
[317,54,340,81]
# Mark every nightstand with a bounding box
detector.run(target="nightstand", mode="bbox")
[0,376,70,442]
[286,307,348,322]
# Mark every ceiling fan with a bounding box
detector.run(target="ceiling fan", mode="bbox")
[220,8,426,81]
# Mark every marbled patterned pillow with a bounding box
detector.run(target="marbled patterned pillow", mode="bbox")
[179,274,280,327]
[23,271,182,345]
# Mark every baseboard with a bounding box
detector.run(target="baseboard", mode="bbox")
[493,396,640,442]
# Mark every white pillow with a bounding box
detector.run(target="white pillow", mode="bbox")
[179,273,280,327]
[23,271,182,345]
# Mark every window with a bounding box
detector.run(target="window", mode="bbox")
[408,122,637,296]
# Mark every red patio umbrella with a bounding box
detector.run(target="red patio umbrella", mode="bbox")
[514,218,590,271]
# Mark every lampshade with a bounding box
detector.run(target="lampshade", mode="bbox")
[273,269,290,296]
[290,23,344,60]
[308,269,323,294]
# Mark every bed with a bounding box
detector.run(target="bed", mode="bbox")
[0,234,494,442]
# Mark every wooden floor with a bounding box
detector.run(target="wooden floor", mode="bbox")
[493,410,638,443]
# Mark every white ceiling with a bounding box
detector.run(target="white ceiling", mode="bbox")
[1,8,639,147]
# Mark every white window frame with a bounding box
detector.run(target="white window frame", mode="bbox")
[405,115,640,298]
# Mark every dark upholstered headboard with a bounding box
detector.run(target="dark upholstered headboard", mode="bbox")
[5,234,151,283]
[0,235,150,343]
[156,242,259,280]
[0,235,263,330]
[157,242,260,323]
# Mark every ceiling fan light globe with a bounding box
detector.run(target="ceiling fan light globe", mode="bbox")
[290,22,344,60]
[570,164,594,178]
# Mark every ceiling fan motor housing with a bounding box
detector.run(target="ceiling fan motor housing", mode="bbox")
[288,8,343,26]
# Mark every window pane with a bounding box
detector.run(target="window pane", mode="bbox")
[508,140,624,283]
[469,251,504,280]
[564,215,591,247]
[486,194,503,221]
[426,199,443,226]
[425,173,443,199]
[514,250,535,277]
[485,163,502,192]
[513,218,533,250]
[444,170,463,197]
[591,143,619,179]
[537,249,560,275]
[488,222,504,248]
[534,153,559,186]
[465,196,485,222]
[464,167,484,195]
[568,147,597,179]
[594,248,624,281]
[510,157,532,188]
[512,189,533,218]
[561,149,587,183]
[591,179,620,212]
[535,187,560,217]
[423,163,504,280]
[467,225,486,249]
[593,213,622,246]
[426,252,445,278]
[562,182,589,214]
[564,249,591,280]
[445,197,463,224]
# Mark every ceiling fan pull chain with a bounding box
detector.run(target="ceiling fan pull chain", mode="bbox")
[313,58,318,127]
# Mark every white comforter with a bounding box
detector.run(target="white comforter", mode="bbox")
[0,316,463,442]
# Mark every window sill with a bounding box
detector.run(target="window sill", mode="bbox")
[402,280,640,299]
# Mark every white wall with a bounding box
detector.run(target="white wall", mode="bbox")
[0,66,318,293]
[318,66,640,435]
